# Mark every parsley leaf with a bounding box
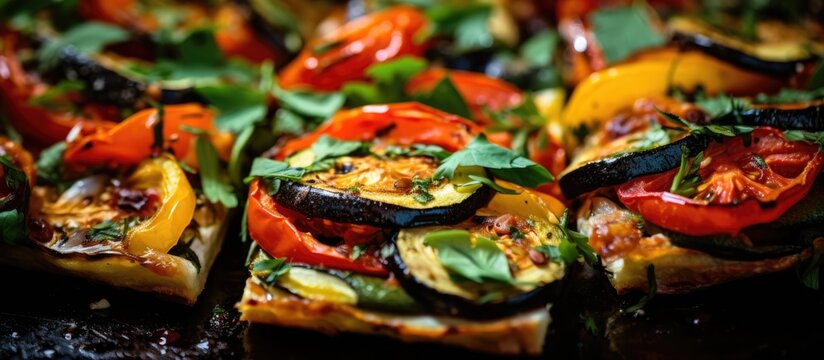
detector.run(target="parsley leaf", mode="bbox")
[245,158,305,184]
[310,136,369,164]
[252,256,291,286]
[656,108,753,138]
[520,30,559,68]
[784,130,824,148]
[559,209,598,266]
[424,4,494,53]
[0,155,30,245]
[413,76,473,119]
[624,264,657,314]
[423,229,515,285]
[670,146,704,197]
[434,134,553,189]
[196,84,267,133]
[190,129,238,208]
[342,56,427,106]
[38,22,129,70]
[589,5,664,64]
[35,142,72,193]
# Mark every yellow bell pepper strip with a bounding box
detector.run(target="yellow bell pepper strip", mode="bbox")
[561,49,784,149]
[124,155,196,256]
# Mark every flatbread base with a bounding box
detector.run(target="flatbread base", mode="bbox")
[237,278,550,355]
[0,222,226,304]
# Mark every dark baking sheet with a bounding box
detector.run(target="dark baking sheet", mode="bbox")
[2,226,823,359]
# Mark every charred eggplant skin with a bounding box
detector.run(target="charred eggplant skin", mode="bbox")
[716,105,824,132]
[559,135,709,199]
[671,32,815,77]
[382,237,560,320]
[54,46,146,108]
[270,180,496,228]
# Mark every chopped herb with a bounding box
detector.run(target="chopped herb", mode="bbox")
[520,30,559,68]
[38,22,129,71]
[423,3,494,53]
[751,154,767,169]
[423,229,516,285]
[312,40,344,55]
[240,204,250,243]
[252,256,291,286]
[309,136,370,165]
[455,174,520,195]
[559,209,598,266]
[509,226,524,239]
[624,264,657,314]
[580,313,599,335]
[783,130,824,148]
[246,158,306,183]
[35,142,71,193]
[656,108,753,138]
[670,146,704,197]
[169,235,201,273]
[413,76,473,119]
[384,144,451,161]
[589,5,664,64]
[348,183,361,195]
[799,251,821,290]
[196,84,267,133]
[434,134,553,189]
[148,100,165,155]
[0,156,30,245]
[189,129,238,208]
[27,80,85,112]
[809,59,824,91]
[487,94,547,157]
[86,217,136,242]
[411,176,435,204]
[350,245,366,260]
[753,88,824,104]
[211,305,226,315]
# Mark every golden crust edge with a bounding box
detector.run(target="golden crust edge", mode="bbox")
[0,215,228,305]
[236,278,550,355]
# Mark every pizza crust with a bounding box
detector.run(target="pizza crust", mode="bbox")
[237,278,550,355]
[0,220,227,304]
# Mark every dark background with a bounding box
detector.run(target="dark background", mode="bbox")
[2,226,823,359]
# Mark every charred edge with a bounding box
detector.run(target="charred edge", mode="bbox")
[559,135,709,199]
[271,181,496,228]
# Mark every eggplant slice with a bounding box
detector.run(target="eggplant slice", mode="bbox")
[669,17,823,76]
[559,134,708,199]
[51,46,147,108]
[715,104,824,132]
[385,208,567,319]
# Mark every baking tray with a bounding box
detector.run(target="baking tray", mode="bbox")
[2,223,822,359]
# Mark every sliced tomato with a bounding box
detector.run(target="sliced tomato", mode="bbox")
[277,5,428,91]
[247,180,388,276]
[0,32,119,147]
[276,102,482,159]
[63,103,224,168]
[213,3,285,64]
[617,127,824,236]
[405,68,524,125]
